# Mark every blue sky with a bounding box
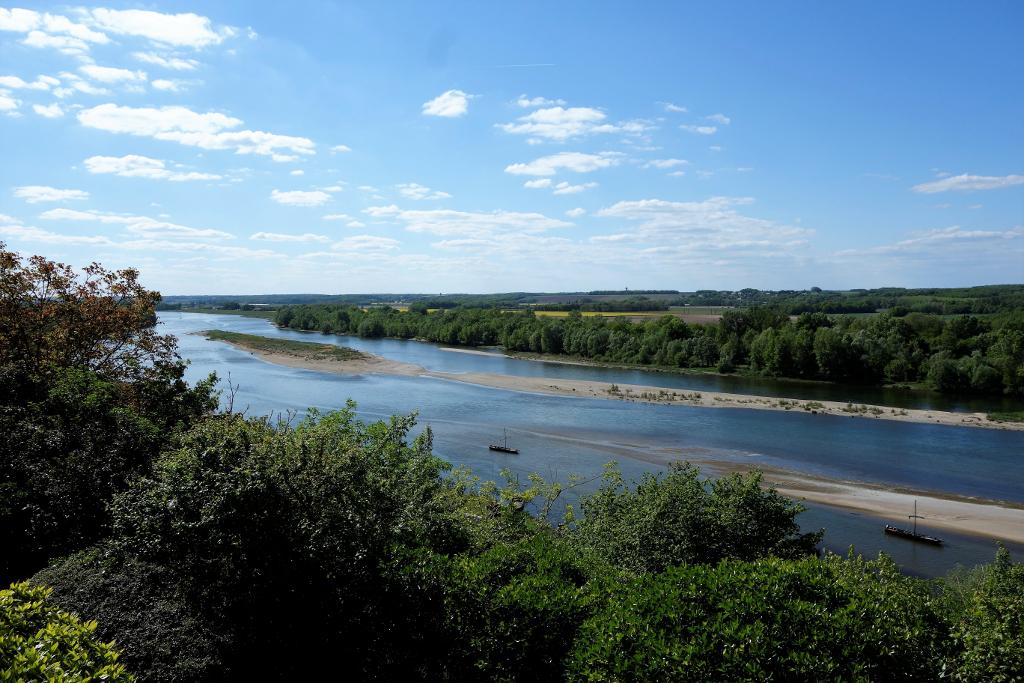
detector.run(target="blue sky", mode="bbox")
[1,2,1021,294]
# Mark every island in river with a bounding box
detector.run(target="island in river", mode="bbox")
[201,330,1024,544]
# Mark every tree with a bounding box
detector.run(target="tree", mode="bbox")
[1,242,177,382]
[570,462,823,575]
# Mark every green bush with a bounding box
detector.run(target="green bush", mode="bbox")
[32,552,224,683]
[567,553,949,682]
[1,582,134,682]
[569,462,823,575]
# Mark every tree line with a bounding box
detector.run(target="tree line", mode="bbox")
[3,244,1022,681]
[275,304,1024,397]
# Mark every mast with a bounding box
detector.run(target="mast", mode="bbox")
[908,499,925,536]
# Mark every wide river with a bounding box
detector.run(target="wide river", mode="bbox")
[162,312,1024,578]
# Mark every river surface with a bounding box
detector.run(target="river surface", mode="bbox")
[162,313,1024,577]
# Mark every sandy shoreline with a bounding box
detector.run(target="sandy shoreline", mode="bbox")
[205,335,1024,542]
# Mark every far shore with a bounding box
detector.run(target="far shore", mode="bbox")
[203,333,1024,543]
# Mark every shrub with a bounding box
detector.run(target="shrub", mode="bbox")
[567,553,949,682]
[1,581,134,682]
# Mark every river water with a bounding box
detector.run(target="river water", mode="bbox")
[162,313,1024,578]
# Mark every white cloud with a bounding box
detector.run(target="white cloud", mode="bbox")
[0,223,113,245]
[397,183,451,201]
[565,208,586,217]
[57,72,107,95]
[14,186,88,203]
[80,65,147,83]
[152,78,200,92]
[524,179,552,189]
[643,158,688,169]
[553,182,597,195]
[132,52,198,70]
[41,13,108,42]
[332,235,401,250]
[84,154,221,181]
[38,208,233,240]
[710,146,722,151]
[33,103,63,118]
[363,205,571,238]
[705,113,730,124]
[910,174,1024,194]
[505,151,621,176]
[272,154,299,162]
[86,9,232,48]
[0,8,41,32]
[290,170,304,176]
[619,119,659,136]
[23,31,89,53]
[398,183,430,200]
[346,221,366,228]
[323,214,350,220]
[0,90,22,111]
[78,104,316,157]
[251,232,330,243]
[320,186,344,191]
[497,107,618,141]
[331,145,351,152]
[592,198,812,256]
[0,75,53,90]
[681,125,717,134]
[668,171,686,177]
[516,95,566,107]
[660,102,687,112]
[270,189,331,206]
[422,89,476,117]
[358,186,378,191]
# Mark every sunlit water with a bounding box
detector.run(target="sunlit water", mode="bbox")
[161,313,1024,577]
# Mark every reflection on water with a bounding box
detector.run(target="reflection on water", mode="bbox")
[161,313,1024,577]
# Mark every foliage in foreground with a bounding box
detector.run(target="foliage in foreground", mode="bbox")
[17,407,1019,682]
[1,582,133,682]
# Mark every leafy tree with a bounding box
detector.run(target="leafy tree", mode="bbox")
[0,243,176,383]
[569,462,823,575]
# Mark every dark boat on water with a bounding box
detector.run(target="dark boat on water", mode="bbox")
[489,428,519,454]
[884,501,944,545]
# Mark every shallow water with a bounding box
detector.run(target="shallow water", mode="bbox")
[162,313,1024,577]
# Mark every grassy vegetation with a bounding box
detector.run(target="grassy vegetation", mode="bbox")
[987,411,1024,423]
[203,330,364,360]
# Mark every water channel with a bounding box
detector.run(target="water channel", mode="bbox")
[162,312,1024,578]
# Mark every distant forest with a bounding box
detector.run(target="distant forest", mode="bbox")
[161,284,1024,316]
[274,304,1024,397]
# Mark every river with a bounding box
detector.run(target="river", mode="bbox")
[161,312,1024,577]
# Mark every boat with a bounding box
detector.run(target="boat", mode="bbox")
[884,501,944,545]
[489,428,519,454]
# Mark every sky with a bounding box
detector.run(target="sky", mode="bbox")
[1,2,1022,295]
